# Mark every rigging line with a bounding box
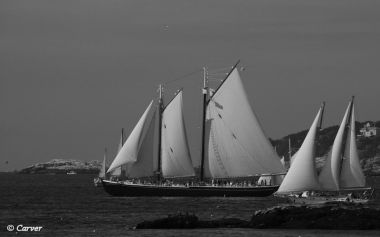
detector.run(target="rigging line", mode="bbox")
[207,66,233,72]
[163,69,202,85]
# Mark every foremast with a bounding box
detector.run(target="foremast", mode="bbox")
[157,84,164,181]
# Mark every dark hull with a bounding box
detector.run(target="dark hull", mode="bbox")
[102,180,279,197]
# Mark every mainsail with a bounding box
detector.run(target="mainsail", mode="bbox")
[339,105,366,188]
[161,91,195,177]
[277,106,323,193]
[107,101,154,173]
[204,68,285,178]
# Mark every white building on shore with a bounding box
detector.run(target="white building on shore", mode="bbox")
[359,122,380,137]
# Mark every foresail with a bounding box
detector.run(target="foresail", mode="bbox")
[204,68,285,178]
[319,101,351,191]
[339,105,366,188]
[107,101,154,173]
[126,111,156,178]
[277,107,322,193]
[161,91,195,177]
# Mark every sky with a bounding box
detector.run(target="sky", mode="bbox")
[1,0,380,171]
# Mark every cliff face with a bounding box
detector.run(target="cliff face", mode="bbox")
[272,121,380,175]
[19,159,101,174]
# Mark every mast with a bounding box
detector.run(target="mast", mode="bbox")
[200,67,208,181]
[120,128,125,179]
[288,137,292,161]
[315,102,325,159]
[121,128,125,144]
[319,102,326,130]
[157,84,163,180]
[102,147,107,179]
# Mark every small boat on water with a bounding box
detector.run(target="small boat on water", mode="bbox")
[94,129,127,187]
[102,61,286,197]
[67,170,77,175]
[94,148,108,187]
[276,97,374,203]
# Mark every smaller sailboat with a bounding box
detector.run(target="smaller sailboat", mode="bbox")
[109,129,126,181]
[277,98,374,203]
[94,148,108,187]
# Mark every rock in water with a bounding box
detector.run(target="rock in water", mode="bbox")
[136,213,198,229]
[250,203,380,229]
[135,203,380,229]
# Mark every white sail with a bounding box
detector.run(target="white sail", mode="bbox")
[204,68,285,178]
[99,149,107,178]
[319,101,351,191]
[110,166,121,176]
[277,107,322,193]
[161,91,195,177]
[126,111,157,178]
[339,105,366,188]
[290,152,297,167]
[107,101,154,173]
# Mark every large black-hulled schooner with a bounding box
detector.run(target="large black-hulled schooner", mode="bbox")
[102,62,286,197]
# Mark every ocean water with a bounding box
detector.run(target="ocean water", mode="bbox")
[1,173,380,237]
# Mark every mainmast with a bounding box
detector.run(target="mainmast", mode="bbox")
[157,84,164,180]
[200,67,208,181]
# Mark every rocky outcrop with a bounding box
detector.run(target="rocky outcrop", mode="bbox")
[135,203,380,229]
[250,203,380,229]
[135,213,249,229]
[19,159,101,174]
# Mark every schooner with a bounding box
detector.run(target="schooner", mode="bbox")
[101,61,286,197]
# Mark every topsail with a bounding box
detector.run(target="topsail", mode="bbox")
[204,68,285,178]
